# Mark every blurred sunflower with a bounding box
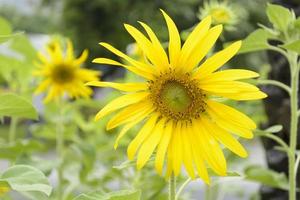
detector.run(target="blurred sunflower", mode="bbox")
[198,1,239,30]
[34,39,100,103]
[87,11,266,183]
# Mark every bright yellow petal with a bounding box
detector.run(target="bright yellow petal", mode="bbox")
[202,116,248,158]
[138,21,169,68]
[171,121,183,176]
[199,69,259,82]
[86,81,148,92]
[95,92,149,121]
[179,16,211,69]
[161,10,181,67]
[124,24,166,70]
[199,81,260,94]
[93,58,154,80]
[114,111,149,149]
[207,100,256,129]
[74,49,88,65]
[34,79,51,94]
[106,101,154,130]
[136,118,166,169]
[183,25,223,72]
[155,120,173,175]
[181,123,196,179]
[193,41,242,79]
[197,118,227,176]
[66,39,74,61]
[216,91,268,100]
[127,114,159,160]
[189,123,210,184]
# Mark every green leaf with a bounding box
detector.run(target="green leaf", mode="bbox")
[9,35,37,61]
[281,40,300,54]
[0,94,38,119]
[244,165,288,190]
[266,3,294,32]
[239,29,272,54]
[0,165,52,198]
[264,125,283,133]
[74,190,141,200]
[0,181,10,196]
[0,17,12,44]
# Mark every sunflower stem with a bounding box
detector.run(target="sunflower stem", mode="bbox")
[175,178,191,200]
[56,99,65,200]
[169,174,176,200]
[8,117,18,144]
[288,52,299,200]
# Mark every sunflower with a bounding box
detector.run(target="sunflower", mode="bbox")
[198,1,239,30]
[34,39,100,102]
[87,11,267,183]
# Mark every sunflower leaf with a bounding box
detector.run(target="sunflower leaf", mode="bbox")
[281,40,300,54]
[0,165,52,199]
[266,3,295,32]
[0,93,38,120]
[73,190,141,200]
[244,165,289,190]
[239,29,273,54]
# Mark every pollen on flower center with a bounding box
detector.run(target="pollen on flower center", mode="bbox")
[51,64,74,84]
[149,69,206,121]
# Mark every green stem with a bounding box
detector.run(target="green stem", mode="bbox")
[288,52,299,200]
[169,174,176,200]
[175,178,191,200]
[9,117,18,144]
[205,184,219,200]
[256,79,291,94]
[56,100,65,200]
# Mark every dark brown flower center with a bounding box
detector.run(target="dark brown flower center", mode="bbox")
[51,64,74,84]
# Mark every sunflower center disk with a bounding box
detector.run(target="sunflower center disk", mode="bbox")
[52,64,74,84]
[149,71,206,121]
[161,82,192,112]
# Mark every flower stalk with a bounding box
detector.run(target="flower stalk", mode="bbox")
[56,99,65,200]
[169,174,176,200]
[288,52,299,200]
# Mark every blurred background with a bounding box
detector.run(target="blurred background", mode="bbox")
[0,0,299,200]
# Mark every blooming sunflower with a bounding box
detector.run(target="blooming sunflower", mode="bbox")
[87,11,267,183]
[34,39,100,102]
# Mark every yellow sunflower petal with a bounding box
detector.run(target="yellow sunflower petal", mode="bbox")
[181,123,196,179]
[137,118,166,169]
[95,92,149,121]
[124,24,166,70]
[171,121,183,176]
[74,49,88,65]
[86,81,148,92]
[127,114,159,160]
[216,91,268,100]
[195,118,227,176]
[200,81,260,94]
[107,101,154,130]
[161,9,181,67]
[202,116,248,158]
[138,21,169,68]
[189,123,210,184]
[193,41,242,79]
[34,79,51,94]
[114,109,150,149]
[179,16,211,69]
[93,58,154,80]
[155,120,173,175]
[66,39,74,61]
[199,69,259,82]
[184,25,223,72]
[207,100,256,129]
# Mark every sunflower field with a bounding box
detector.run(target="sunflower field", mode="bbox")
[0,0,299,200]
